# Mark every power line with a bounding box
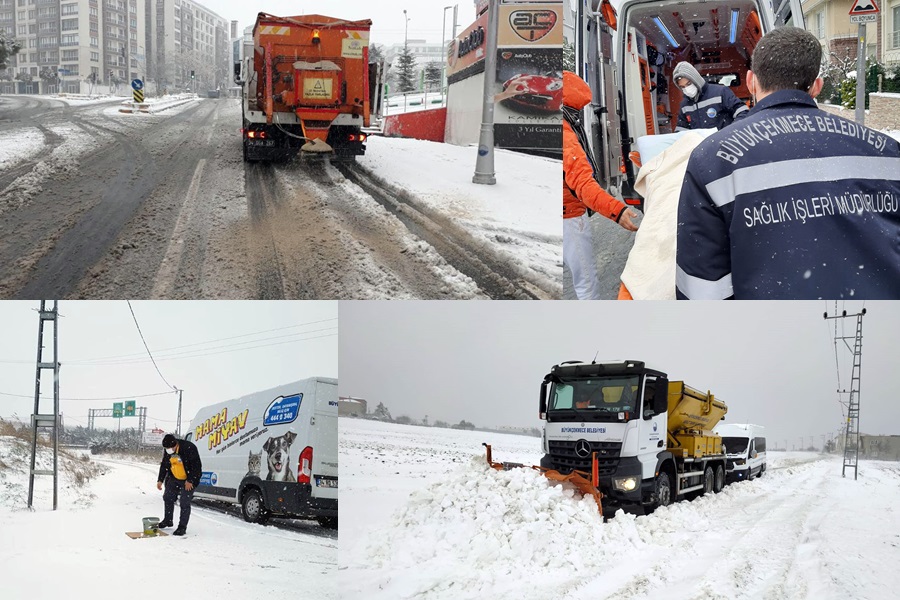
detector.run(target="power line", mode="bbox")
[69,318,338,364]
[0,390,176,401]
[65,331,336,367]
[127,301,176,391]
[68,327,337,366]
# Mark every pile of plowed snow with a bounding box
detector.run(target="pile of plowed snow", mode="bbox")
[357,456,648,599]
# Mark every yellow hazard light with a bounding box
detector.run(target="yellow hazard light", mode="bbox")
[312,29,321,44]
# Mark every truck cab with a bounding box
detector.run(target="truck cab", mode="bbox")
[539,360,727,514]
[569,0,805,206]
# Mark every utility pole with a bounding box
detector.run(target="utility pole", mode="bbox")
[176,389,183,436]
[28,301,61,510]
[824,306,866,480]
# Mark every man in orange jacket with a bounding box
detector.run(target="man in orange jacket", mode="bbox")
[563,71,639,299]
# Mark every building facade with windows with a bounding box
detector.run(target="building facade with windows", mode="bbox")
[804,0,900,67]
[0,0,146,94]
[147,0,228,93]
[0,0,227,94]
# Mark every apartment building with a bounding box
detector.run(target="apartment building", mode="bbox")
[0,0,227,94]
[0,0,146,94]
[805,0,900,66]
[147,0,228,93]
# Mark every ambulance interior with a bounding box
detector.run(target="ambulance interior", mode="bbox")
[618,0,763,141]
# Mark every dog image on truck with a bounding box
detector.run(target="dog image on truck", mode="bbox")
[184,377,338,527]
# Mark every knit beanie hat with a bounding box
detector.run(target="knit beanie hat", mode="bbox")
[162,434,178,448]
[672,62,704,91]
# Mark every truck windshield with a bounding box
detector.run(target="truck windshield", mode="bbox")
[723,437,749,454]
[548,376,640,422]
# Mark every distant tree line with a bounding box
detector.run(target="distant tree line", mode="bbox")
[349,403,540,436]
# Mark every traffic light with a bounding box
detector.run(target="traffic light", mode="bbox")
[190,70,195,79]
[109,70,113,79]
[120,47,126,58]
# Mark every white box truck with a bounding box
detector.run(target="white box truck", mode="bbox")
[184,377,338,527]
[715,423,767,483]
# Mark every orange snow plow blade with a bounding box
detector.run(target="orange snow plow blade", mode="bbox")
[482,443,603,514]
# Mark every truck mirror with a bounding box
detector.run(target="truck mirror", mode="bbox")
[539,380,548,419]
[233,63,243,85]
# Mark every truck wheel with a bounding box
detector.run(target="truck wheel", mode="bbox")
[241,489,269,524]
[702,466,714,495]
[714,465,725,493]
[649,471,672,512]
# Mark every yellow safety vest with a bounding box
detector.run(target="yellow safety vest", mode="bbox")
[169,454,187,480]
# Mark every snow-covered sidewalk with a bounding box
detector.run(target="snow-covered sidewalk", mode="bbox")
[358,137,562,296]
[0,436,337,600]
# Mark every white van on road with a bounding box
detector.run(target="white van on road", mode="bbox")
[185,377,338,527]
[716,423,766,483]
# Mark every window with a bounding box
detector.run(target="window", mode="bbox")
[815,11,825,39]
[17,24,24,34]
[60,34,78,46]
[61,3,76,15]
[62,49,78,60]
[893,6,900,49]
[90,51,98,61]
[90,36,98,47]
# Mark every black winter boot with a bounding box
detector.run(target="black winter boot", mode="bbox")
[172,526,186,536]
[158,520,173,529]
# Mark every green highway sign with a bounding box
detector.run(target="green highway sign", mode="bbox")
[113,402,123,418]
[125,400,136,416]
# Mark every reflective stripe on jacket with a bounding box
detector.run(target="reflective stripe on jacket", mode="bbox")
[677,82,749,131]
[676,90,900,299]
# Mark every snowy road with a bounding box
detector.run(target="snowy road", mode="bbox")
[0,95,559,299]
[340,419,900,600]
[0,438,337,600]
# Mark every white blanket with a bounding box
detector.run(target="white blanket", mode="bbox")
[620,129,715,299]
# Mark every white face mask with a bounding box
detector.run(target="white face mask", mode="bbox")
[682,84,699,99]
[166,448,175,455]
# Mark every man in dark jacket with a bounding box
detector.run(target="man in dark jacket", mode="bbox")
[157,433,202,536]
[676,27,900,299]
[674,61,749,131]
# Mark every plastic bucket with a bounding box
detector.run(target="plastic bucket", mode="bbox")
[142,517,160,536]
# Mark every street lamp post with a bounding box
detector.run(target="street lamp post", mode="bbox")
[403,9,410,48]
[442,5,453,95]
[473,0,499,185]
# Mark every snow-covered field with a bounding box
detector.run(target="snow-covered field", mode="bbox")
[0,435,337,600]
[340,418,900,600]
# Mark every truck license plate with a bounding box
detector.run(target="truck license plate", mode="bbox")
[316,477,337,489]
[248,140,274,147]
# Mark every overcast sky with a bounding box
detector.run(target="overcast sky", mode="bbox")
[0,301,337,434]
[340,301,898,449]
[202,0,474,47]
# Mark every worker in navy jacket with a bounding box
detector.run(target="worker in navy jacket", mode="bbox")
[156,434,203,536]
[676,27,900,300]
[674,61,749,131]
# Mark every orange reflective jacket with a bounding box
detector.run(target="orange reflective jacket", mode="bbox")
[563,71,626,222]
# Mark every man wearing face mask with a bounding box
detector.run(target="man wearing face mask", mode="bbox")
[675,27,900,300]
[673,61,749,131]
[156,433,203,536]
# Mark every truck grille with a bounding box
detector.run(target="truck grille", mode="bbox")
[547,440,622,475]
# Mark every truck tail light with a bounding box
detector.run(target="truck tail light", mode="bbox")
[348,133,367,142]
[297,446,313,484]
[312,29,321,44]
[247,130,256,138]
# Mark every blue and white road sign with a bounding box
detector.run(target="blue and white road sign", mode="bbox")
[131,79,144,91]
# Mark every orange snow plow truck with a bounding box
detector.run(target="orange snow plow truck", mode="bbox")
[236,13,372,162]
